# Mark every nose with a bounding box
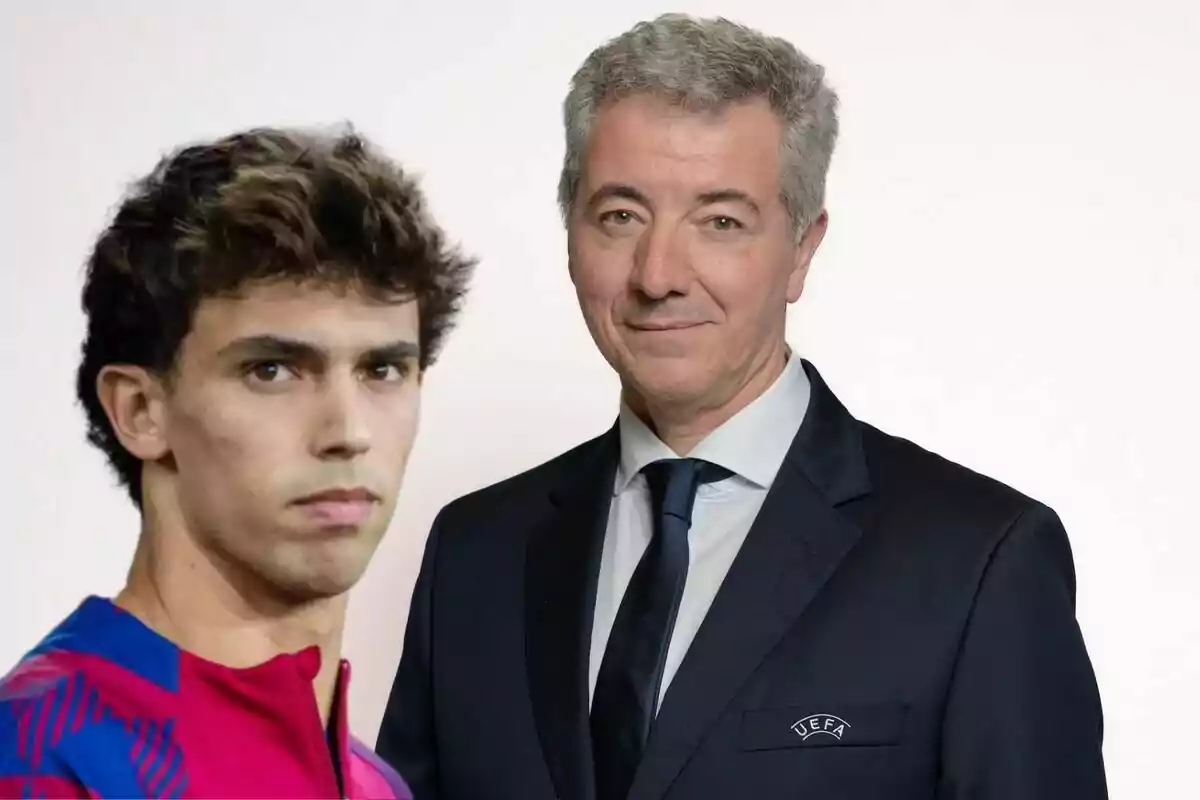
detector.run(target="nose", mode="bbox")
[312,373,371,460]
[630,223,691,300]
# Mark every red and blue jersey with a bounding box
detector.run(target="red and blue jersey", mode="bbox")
[0,596,411,798]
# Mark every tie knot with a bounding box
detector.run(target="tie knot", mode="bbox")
[641,458,732,524]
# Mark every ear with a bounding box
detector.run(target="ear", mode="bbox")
[565,201,589,287]
[786,209,829,303]
[566,237,580,286]
[95,365,172,462]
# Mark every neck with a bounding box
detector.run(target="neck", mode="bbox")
[626,341,789,454]
[115,503,347,726]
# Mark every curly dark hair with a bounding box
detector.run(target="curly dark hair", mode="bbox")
[76,124,476,505]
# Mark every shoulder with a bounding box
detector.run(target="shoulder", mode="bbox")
[435,426,614,527]
[849,420,1079,579]
[0,648,97,744]
[836,421,1090,621]
[0,645,173,799]
[0,651,108,796]
[346,736,414,800]
[859,421,1044,523]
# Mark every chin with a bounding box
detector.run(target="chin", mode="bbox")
[273,569,364,604]
[628,365,714,407]
[261,541,376,603]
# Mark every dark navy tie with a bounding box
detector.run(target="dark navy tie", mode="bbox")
[591,457,733,800]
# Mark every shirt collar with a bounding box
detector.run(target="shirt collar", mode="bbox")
[62,595,356,748]
[615,349,811,493]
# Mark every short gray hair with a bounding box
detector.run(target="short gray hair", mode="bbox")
[558,13,840,235]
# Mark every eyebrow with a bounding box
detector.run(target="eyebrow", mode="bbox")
[216,335,420,363]
[695,189,762,217]
[584,183,762,217]
[584,183,653,214]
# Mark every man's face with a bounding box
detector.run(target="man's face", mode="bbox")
[154,280,421,601]
[567,94,825,412]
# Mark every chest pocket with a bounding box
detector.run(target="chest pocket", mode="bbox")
[739,701,908,751]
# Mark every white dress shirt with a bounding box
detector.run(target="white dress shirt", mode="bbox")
[588,352,812,710]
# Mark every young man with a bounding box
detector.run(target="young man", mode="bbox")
[0,125,474,798]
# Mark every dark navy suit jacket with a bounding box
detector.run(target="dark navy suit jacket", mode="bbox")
[377,360,1107,799]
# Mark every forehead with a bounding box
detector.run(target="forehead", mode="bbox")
[187,280,419,352]
[582,94,785,200]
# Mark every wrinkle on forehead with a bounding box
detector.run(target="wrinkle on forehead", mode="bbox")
[584,94,784,207]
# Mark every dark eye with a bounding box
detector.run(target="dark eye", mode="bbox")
[245,361,296,383]
[362,362,409,382]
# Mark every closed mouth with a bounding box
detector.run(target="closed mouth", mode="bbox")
[293,487,380,505]
[626,321,707,331]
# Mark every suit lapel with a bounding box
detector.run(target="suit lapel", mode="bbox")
[628,361,873,800]
[525,426,618,800]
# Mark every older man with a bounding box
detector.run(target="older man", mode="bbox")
[377,14,1107,800]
